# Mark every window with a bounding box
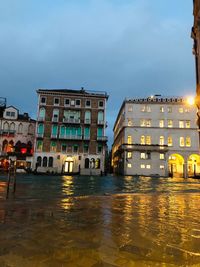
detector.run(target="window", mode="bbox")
[160,165,165,170]
[179,107,184,113]
[128,105,133,112]
[146,120,151,127]
[160,106,164,113]
[37,156,42,167]
[85,158,90,168]
[159,120,164,128]
[141,105,151,112]
[36,141,43,152]
[167,106,172,113]
[160,153,165,160]
[6,111,10,116]
[40,97,46,104]
[141,153,146,159]
[180,137,184,147]
[37,124,44,135]
[18,123,23,134]
[4,122,9,131]
[146,106,151,112]
[75,99,81,106]
[186,137,191,147]
[43,157,48,167]
[10,123,15,131]
[73,145,78,153]
[141,164,145,169]
[85,111,91,123]
[128,119,133,126]
[160,136,164,145]
[168,120,173,128]
[146,164,151,169]
[127,163,132,168]
[98,111,104,124]
[140,119,146,127]
[141,135,145,145]
[146,136,151,145]
[97,145,103,153]
[140,119,151,127]
[39,107,45,120]
[61,144,67,153]
[85,100,91,107]
[141,152,151,159]
[168,136,173,146]
[50,141,57,152]
[64,98,70,106]
[141,106,146,112]
[127,136,132,144]
[49,157,54,167]
[95,159,101,169]
[99,101,104,107]
[179,121,184,128]
[185,108,190,113]
[52,109,59,122]
[84,127,90,139]
[54,98,60,105]
[84,144,89,153]
[185,121,191,128]
[146,152,151,159]
[51,125,58,137]
[11,112,15,117]
[127,152,132,158]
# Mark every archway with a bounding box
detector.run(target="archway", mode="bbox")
[168,154,184,177]
[64,157,74,173]
[188,154,200,177]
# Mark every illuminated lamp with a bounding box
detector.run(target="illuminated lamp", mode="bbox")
[21,148,27,154]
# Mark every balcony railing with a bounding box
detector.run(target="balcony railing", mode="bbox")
[37,133,44,138]
[97,136,108,141]
[59,134,82,140]
[0,130,16,135]
[63,118,80,124]
[83,135,90,140]
[84,119,91,124]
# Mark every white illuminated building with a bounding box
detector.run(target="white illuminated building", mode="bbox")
[112,95,200,177]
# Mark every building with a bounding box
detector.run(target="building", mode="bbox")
[33,88,108,175]
[0,98,36,170]
[192,0,200,133]
[112,95,200,177]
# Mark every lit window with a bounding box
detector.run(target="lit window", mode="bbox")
[140,153,146,159]
[160,153,165,160]
[160,165,165,169]
[50,141,57,152]
[127,136,132,144]
[167,107,172,113]
[146,106,151,112]
[185,108,190,113]
[168,120,173,128]
[128,119,132,126]
[146,164,151,169]
[179,107,184,113]
[140,119,146,127]
[128,105,133,112]
[36,141,43,152]
[160,136,164,145]
[141,135,145,145]
[127,163,132,168]
[179,121,184,128]
[146,136,151,145]
[186,137,191,147]
[127,152,132,158]
[141,164,145,169]
[141,106,146,112]
[160,106,164,113]
[185,121,191,128]
[61,144,67,153]
[159,120,164,128]
[180,137,184,147]
[146,120,151,127]
[168,136,173,146]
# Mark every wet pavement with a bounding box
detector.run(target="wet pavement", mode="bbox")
[1,174,200,266]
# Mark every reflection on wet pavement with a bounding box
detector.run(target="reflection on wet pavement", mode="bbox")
[1,174,200,266]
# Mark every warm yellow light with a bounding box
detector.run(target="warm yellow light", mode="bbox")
[187,96,195,105]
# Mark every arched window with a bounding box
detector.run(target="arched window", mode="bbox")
[10,122,15,131]
[28,124,34,134]
[43,157,48,167]
[85,158,90,169]
[95,159,101,169]
[37,124,44,134]
[52,109,59,122]
[90,158,95,169]
[18,123,23,134]
[7,140,14,152]
[2,140,8,152]
[49,157,54,167]
[39,107,46,120]
[3,122,9,131]
[85,111,91,123]
[37,156,42,167]
[15,141,22,152]
[98,111,104,124]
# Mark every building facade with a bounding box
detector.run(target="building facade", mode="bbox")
[33,88,108,175]
[192,0,200,132]
[0,98,35,170]
[112,95,200,177]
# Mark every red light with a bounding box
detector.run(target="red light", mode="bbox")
[21,148,27,154]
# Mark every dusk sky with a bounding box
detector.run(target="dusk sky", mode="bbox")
[0,0,195,144]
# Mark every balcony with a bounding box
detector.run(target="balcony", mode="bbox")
[84,119,91,124]
[63,118,81,124]
[83,135,90,140]
[119,144,168,152]
[59,134,82,140]
[97,136,108,141]
[37,133,44,138]
[0,130,16,136]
